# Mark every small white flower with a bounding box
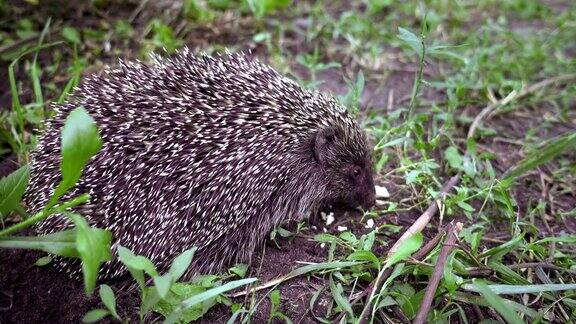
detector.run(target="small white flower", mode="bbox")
[365,218,375,228]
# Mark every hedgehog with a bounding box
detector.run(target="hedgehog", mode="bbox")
[23,48,376,281]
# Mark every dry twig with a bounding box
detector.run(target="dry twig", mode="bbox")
[413,222,462,324]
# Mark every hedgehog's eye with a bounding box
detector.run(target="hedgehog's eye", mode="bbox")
[352,166,362,178]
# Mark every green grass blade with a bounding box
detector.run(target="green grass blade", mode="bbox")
[473,281,524,324]
[502,132,576,184]
[464,283,576,295]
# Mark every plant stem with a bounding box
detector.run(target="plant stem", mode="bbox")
[0,193,89,238]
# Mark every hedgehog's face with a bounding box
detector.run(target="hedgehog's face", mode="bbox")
[312,126,376,211]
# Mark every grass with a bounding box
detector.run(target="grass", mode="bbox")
[1,0,575,323]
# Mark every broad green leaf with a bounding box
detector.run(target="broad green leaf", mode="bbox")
[153,283,213,322]
[444,146,463,170]
[35,255,52,266]
[0,165,30,218]
[229,263,248,278]
[117,245,158,277]
[457,201,475,212]
[141,287,162,315]
[397,27,423,58]
[99,284,120,320]
[270,289,281,305]
[67,213,112,295]
[472,281,524,324]
[164,278,257,324]
[400,288,425,319]
[385,232,423,268]
[82,309,110,323]
[61,26,81,45]
[346,250,380,269]
[314,233,337,243]
[168,247,196,281]
[48,107,102,209]
[154,274,173,299]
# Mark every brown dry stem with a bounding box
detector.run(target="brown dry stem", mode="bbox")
[413,222,462,324]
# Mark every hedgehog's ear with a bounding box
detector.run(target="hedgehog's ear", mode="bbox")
[313,127,336,165]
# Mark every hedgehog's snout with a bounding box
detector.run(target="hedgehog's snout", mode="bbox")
[358,171,376,210]
[342,164,376,211]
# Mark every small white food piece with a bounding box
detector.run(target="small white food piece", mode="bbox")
[365,218,375,228]
[375,185,390,198]
[325,212,335,225]
[337,225,348,232]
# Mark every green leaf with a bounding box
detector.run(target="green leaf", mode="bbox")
[48,107,102,209]
[229,263,248,278]
[472,281,524,324]
[246,0,292,18]
[154,274,173,299]
[117,245,159,277]
[286,261,363,278]
[82,309,110,323]
[530,235,576,246]
[346,250,380,269]
[503,132,576,185]
[0,165,30,218]
[457,201,475,212]
[168,247,196,281]
[330,280,355,321]
[164,278,258,324]
[479,235,524,259]
[61,26,81,45]
[385,233,423,268]
[67,213,112,296]
[400,288,425,319]
[444,146,463,170]
[153,283,212,322]
[99,285,120,320]
[35,255,52,266]
[141,287,162,315]
[0,229,79,257]
[397,27,423,58]
[269,289,281,306]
